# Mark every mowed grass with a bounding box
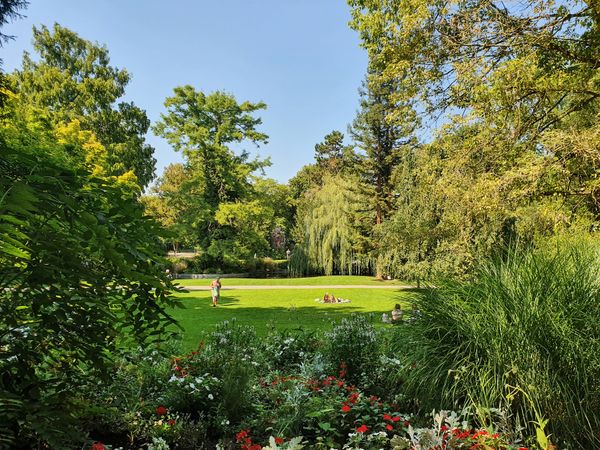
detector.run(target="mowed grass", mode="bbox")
[174,275,410,286]
[169,287,414,350]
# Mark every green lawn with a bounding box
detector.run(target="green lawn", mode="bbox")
[170,287,415,349]
[174,275,410,286]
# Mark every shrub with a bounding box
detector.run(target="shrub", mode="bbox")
[397,239,600,448]
[323,315,381,387]
[261,328,321,372]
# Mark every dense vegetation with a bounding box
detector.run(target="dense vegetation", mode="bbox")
[141,1,600,280]
[49,316,541,449]
[2,1,600,449]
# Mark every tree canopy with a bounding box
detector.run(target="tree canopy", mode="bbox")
[12,24,156,188]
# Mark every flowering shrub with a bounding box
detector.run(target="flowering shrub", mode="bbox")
[323,315,381,386]
[261,328,320,371]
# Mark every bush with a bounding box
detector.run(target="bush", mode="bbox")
[261,328,321,372]
[397,239,600,448]
[323,315,381,387]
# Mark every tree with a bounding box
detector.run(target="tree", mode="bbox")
[141,163,204,253]
[349,1,600,126]
[12,23,156,188]
[292,175,369,276]
[351,70,417,225]
[346,0,600,279]
[153,86,269,208]
[152,87,273,267]
[0,98,179,447]
[314,130,359,175]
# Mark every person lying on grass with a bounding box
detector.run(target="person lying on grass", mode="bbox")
[323,293,336,303]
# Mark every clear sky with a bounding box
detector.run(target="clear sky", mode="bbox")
[2,0,368,183]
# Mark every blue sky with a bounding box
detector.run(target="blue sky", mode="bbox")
[3,0,368,183]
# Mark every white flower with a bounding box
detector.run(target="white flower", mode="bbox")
[208,393,214,400]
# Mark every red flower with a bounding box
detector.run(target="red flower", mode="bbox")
[91,443,106,450]
[168,419,176,426]
[441,424,448,431]
[383,414,392,421]
[386,424,393,431]
[356,424,368,433]
[156,405,167,416]
[275,437,284,444]
[403,420,410,427]
[236,429,249,441]
[518,448,529,450]
[342,404,351,412]
[392,416,401,422]
[348,392,360,403]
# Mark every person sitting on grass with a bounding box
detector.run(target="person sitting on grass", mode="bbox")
[210,277,221,307]
[391,304,403,324]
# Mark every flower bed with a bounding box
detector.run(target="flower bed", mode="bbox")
[75,317,540,450]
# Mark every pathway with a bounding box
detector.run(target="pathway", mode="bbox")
[181,284,414,291]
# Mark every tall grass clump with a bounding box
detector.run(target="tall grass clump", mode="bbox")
[398,238,600,448]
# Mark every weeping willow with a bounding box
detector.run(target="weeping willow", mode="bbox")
[293,175,369,276]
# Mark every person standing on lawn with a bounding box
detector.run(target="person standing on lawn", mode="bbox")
[210,277,221,307]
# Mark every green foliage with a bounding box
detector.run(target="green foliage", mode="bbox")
[293,175,370,275]
[148,87,293,270]
[12,24,156,188]
[343,0,600,278]
[153,87,269,207]
[0,98,180,447]
[396,239,600,448]
[323,315,381,387]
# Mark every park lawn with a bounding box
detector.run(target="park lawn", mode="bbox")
[174,275,411,287]
[169,287,414,350]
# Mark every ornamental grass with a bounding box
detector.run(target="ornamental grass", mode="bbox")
[397,237,600,448]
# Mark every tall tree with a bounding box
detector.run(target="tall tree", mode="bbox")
[152,87,271,266]
[351,70,417,225]
[314,130,358,175]
[153,86,269,208]
[12,24,156,188]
